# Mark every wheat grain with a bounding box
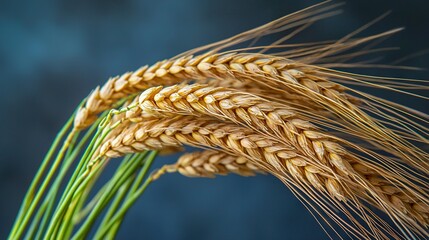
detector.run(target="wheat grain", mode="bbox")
[133,83,355,175]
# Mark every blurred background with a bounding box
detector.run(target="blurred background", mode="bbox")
[1,0,428,239]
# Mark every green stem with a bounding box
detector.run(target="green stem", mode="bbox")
[35,120,99,240]
[71,154,135,233]
[72,153,149,239]
[10,127,77,239]
[98,177,154,239]
[12,96,139,239]
[45,112,118,239]
[94,151,157,239]
[59,128,102,204]
[65,131,80,159]
[8,115,74,239]
[24,198,49,240]
[98,179,134,239]
[24,129,82,240]
[91,155,136,237]
[105,152,157,239]
[44,161,104,239]
[30,121,99,240]
[56,109,110,210]
[75,153,134,224]
[58,162,107,240]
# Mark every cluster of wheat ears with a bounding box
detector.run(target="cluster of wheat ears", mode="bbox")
[8,2,429,239]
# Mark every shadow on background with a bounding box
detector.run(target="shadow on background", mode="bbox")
[1,0,428,239]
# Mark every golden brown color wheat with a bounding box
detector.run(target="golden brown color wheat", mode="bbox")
[98,116,353,202]
[73,53,345,128]
[152,150,262,179]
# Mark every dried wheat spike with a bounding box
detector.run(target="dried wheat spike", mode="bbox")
[65,2,429,238]
[99,116,349,201]
[152,150,262,180]
[73,52,347,129]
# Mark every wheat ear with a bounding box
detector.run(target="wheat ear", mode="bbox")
[73,52,347,129]
[98,116,349,198]
[152,150,262,180]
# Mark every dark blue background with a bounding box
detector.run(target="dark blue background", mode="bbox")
[1,0,428,239]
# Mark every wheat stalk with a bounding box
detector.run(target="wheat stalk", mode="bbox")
[152,150,262,179]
